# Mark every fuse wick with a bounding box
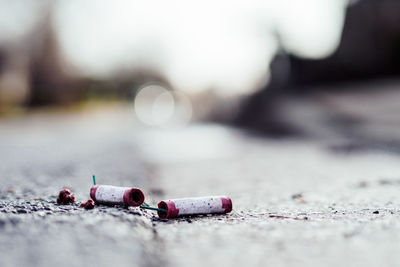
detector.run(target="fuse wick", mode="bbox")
[141,202,167,213]
[92,175,96,185]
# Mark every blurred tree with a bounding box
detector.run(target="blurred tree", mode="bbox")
[28,10,83,106]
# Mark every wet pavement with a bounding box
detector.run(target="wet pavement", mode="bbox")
[1,86,400,267]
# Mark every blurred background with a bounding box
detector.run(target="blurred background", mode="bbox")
[0,0,400,145]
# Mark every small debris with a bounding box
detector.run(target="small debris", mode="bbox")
[291,193,303,199]
[379,179,390,185]
[56,189,75,205]
[358,181,368,188]
[80,199,95,210]
[269,214,309,220]
[291,193,306,203]
[378,179,400,185]
[372,210,379,214]
[343,232,357,239]
[269,215,290,219]
[299,198,306,204]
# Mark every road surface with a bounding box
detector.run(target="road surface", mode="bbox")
[1,86,400,267]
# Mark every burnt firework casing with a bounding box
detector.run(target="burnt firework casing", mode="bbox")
[90,185,145,206]
[157,196,232,219]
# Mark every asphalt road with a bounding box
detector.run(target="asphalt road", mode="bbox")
[151,129,400,267]
[0,106,164,267]
[1,88,400,267]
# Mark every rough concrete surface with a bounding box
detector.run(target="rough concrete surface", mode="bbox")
[0,106,165,267]
[1,87,400,267]
[152,132,400,267]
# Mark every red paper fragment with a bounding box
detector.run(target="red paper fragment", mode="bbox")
[80,199,95,209]
[56,189,75,205]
